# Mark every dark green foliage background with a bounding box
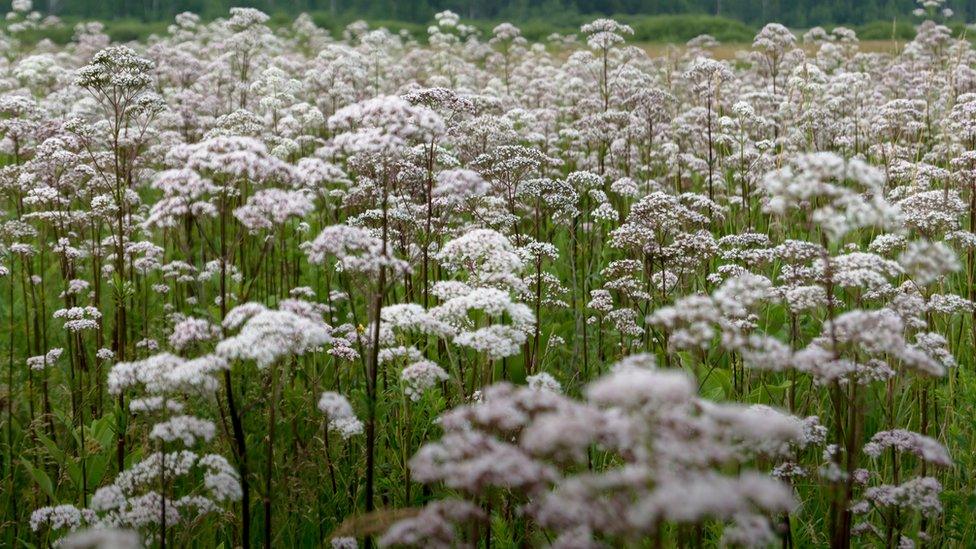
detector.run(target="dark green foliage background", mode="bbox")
[4,0,975,36]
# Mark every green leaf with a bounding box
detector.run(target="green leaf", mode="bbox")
[701,367,730,400]
[87,455,108,488]
[91,413,116,450]
[37,432,65,465]
[66,461,81,491]
[21,459,55,500]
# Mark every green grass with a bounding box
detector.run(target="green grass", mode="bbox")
[853,19,918,41]
[11,18,169,45]
[621,13,756,43]
[14,12,976,47]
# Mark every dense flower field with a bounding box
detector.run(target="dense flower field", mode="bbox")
[1,0,975,547]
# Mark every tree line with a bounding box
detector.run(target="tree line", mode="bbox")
[14,0,975,28]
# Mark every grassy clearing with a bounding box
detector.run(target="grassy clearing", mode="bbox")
[640,39,909,60]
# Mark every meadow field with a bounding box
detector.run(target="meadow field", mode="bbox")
[1,1,975,547]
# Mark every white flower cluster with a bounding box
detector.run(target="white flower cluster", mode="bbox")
[27,347,63,370]
[318,391,364,439]
[396,354,803,546]
[53,306,101,332]
[216,301,332,368]
[400,359,448,401]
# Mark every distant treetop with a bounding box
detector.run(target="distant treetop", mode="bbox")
[2,0,972,28]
